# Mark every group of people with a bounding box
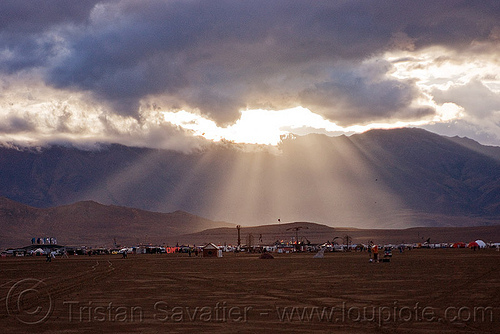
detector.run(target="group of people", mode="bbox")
[187,248,199,257]
[45,250,68,262]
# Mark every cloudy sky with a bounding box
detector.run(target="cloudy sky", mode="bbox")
[1,0,500,150]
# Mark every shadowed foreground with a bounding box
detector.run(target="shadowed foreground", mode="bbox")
[1,249,499,333]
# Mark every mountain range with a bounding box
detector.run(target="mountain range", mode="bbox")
[1,128,500,232]
[2,197,499,248]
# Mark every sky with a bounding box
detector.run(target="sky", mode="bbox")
[1,0,500,150]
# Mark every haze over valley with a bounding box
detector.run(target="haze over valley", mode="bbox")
[1,129,500,240]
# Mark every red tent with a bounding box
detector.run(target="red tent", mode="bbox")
[468,241,479,248]
[452,242,466,248]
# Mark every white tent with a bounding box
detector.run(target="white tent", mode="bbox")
[313,248,325,258]
[475,240,487,248]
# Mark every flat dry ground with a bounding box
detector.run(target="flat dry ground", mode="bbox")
[1,249,499,333]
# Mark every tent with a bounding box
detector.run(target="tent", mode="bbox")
[260,252,274,259]
[313,248,325,258]
[452,242,466,248]
[468,241,479,248]
[202,243,221,257]
[32,248,44,255]
[475,240,487,248]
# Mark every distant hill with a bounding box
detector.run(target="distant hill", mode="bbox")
[171,221,500,246]
[1,128,500,228]
[0,197,233,248]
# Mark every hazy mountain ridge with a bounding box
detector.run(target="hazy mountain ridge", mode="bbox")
[1,128,500,229]
[348,129,500,215]
[0,197,233,248]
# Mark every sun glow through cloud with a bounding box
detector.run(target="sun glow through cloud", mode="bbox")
[162,104,463,146]
[163,107,346,145]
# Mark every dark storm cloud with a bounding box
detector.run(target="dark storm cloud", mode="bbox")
[0,1,98,32]
[1,0,499,124]
[299,60,434,124]
[0,1,100,72]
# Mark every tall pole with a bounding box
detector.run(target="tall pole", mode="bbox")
[237,225,241,248]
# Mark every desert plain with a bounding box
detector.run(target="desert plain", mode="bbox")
[1,248,499,334]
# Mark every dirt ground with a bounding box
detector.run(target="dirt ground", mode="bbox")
[1,249,499,334]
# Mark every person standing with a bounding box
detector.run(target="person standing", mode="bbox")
[372,244,379,263]
[368,241,373,262]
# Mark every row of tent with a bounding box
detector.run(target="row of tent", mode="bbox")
[452,240,487,248]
